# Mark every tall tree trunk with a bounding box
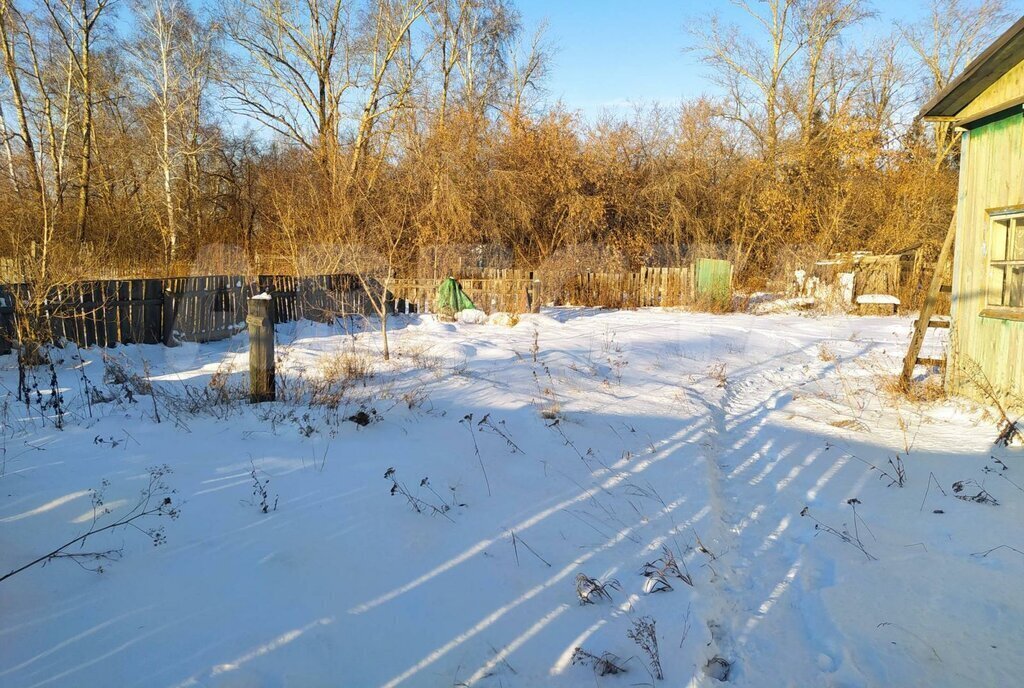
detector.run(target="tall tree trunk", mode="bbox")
[76,1,92,244]
[162,115,176,264]
[0,99,18,190]
[0,5,43,203]
[159,21,177,265]
[1,2,50,278]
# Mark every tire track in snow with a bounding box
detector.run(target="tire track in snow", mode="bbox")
[694,347,867,685]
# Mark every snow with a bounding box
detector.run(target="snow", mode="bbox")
[856,294,901,305]
[456,308,488,324]
[1,309,1022,688]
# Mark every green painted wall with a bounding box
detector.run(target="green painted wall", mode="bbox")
[949,112,1024,410]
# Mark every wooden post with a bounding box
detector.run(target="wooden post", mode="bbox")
[103,281,118,347]
[529,277,543,313]
[162,288,178,346]
[248,295,276,403]
[0,288,13,356]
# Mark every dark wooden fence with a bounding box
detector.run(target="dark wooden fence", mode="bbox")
[0,287,14,354]
[0,274,372,350]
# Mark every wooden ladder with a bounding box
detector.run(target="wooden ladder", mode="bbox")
[901,211,957,384]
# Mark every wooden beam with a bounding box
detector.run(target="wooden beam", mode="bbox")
[956,98,1024,128]
[980,307,1024,322]
[985,202,1024,216]
[913,318,951,329]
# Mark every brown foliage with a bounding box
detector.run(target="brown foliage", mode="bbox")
[0,0,1008,296]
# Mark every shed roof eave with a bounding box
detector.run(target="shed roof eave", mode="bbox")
[920,15,1024,120]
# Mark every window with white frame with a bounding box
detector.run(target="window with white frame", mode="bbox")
[989,213,1024,309]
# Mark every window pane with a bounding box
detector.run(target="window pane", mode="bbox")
[1012,219,1024,261]
[993,219,1010,261]
[1010,266,1024,308]
[987,215,1024,308]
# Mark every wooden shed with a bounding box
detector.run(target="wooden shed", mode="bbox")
[922,16,1024,410]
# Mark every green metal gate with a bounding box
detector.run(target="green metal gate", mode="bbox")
[694,258,733,305]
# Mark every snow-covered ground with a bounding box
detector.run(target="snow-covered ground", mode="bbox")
[1,309,1021,688]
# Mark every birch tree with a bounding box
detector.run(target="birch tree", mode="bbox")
[43,0,112,243]
[1,0,53,276]
[126,0,214,263]
[797,0,871,147]
[346,0,429,188]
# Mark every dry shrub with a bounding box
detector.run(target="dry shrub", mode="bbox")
[306,351,375,408]
[689,292,737,314]
[162,358,247,418]
[208,360,239,404]
[109,361,152,397]
[879,373,947,404]
[189,244,249,276]
[537,244,628,306]
[706,362,728,387]
[394,338,451,378]
[320,351,375,385]
[415,244,514,278]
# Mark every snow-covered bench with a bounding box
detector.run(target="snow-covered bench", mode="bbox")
[855,293,900,315]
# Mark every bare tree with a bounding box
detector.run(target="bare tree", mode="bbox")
[126,0,215,264]
[425,0,522,122]
[43,0,112,243]
[0,97,16,187]
[856,34,912,147]
[223,0,351,167]
[346,0,430,188]
[691,0,803,161]
[0,1,42,201]
[797,0,872,147]
[504,16,547,116]
[1,0,53,277]
[902,0,1015,167]
[450,0,516,116]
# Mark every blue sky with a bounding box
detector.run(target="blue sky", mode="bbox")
[512,0,987,119]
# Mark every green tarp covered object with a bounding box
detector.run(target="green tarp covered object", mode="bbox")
[436,277,476,318]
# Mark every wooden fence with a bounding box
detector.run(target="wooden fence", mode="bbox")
[809,247,929,310]
[563,266,697,309]
[0,261,732,351]
[0,274,373,350]
[390,264,719,314]
[391,275,537,314]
